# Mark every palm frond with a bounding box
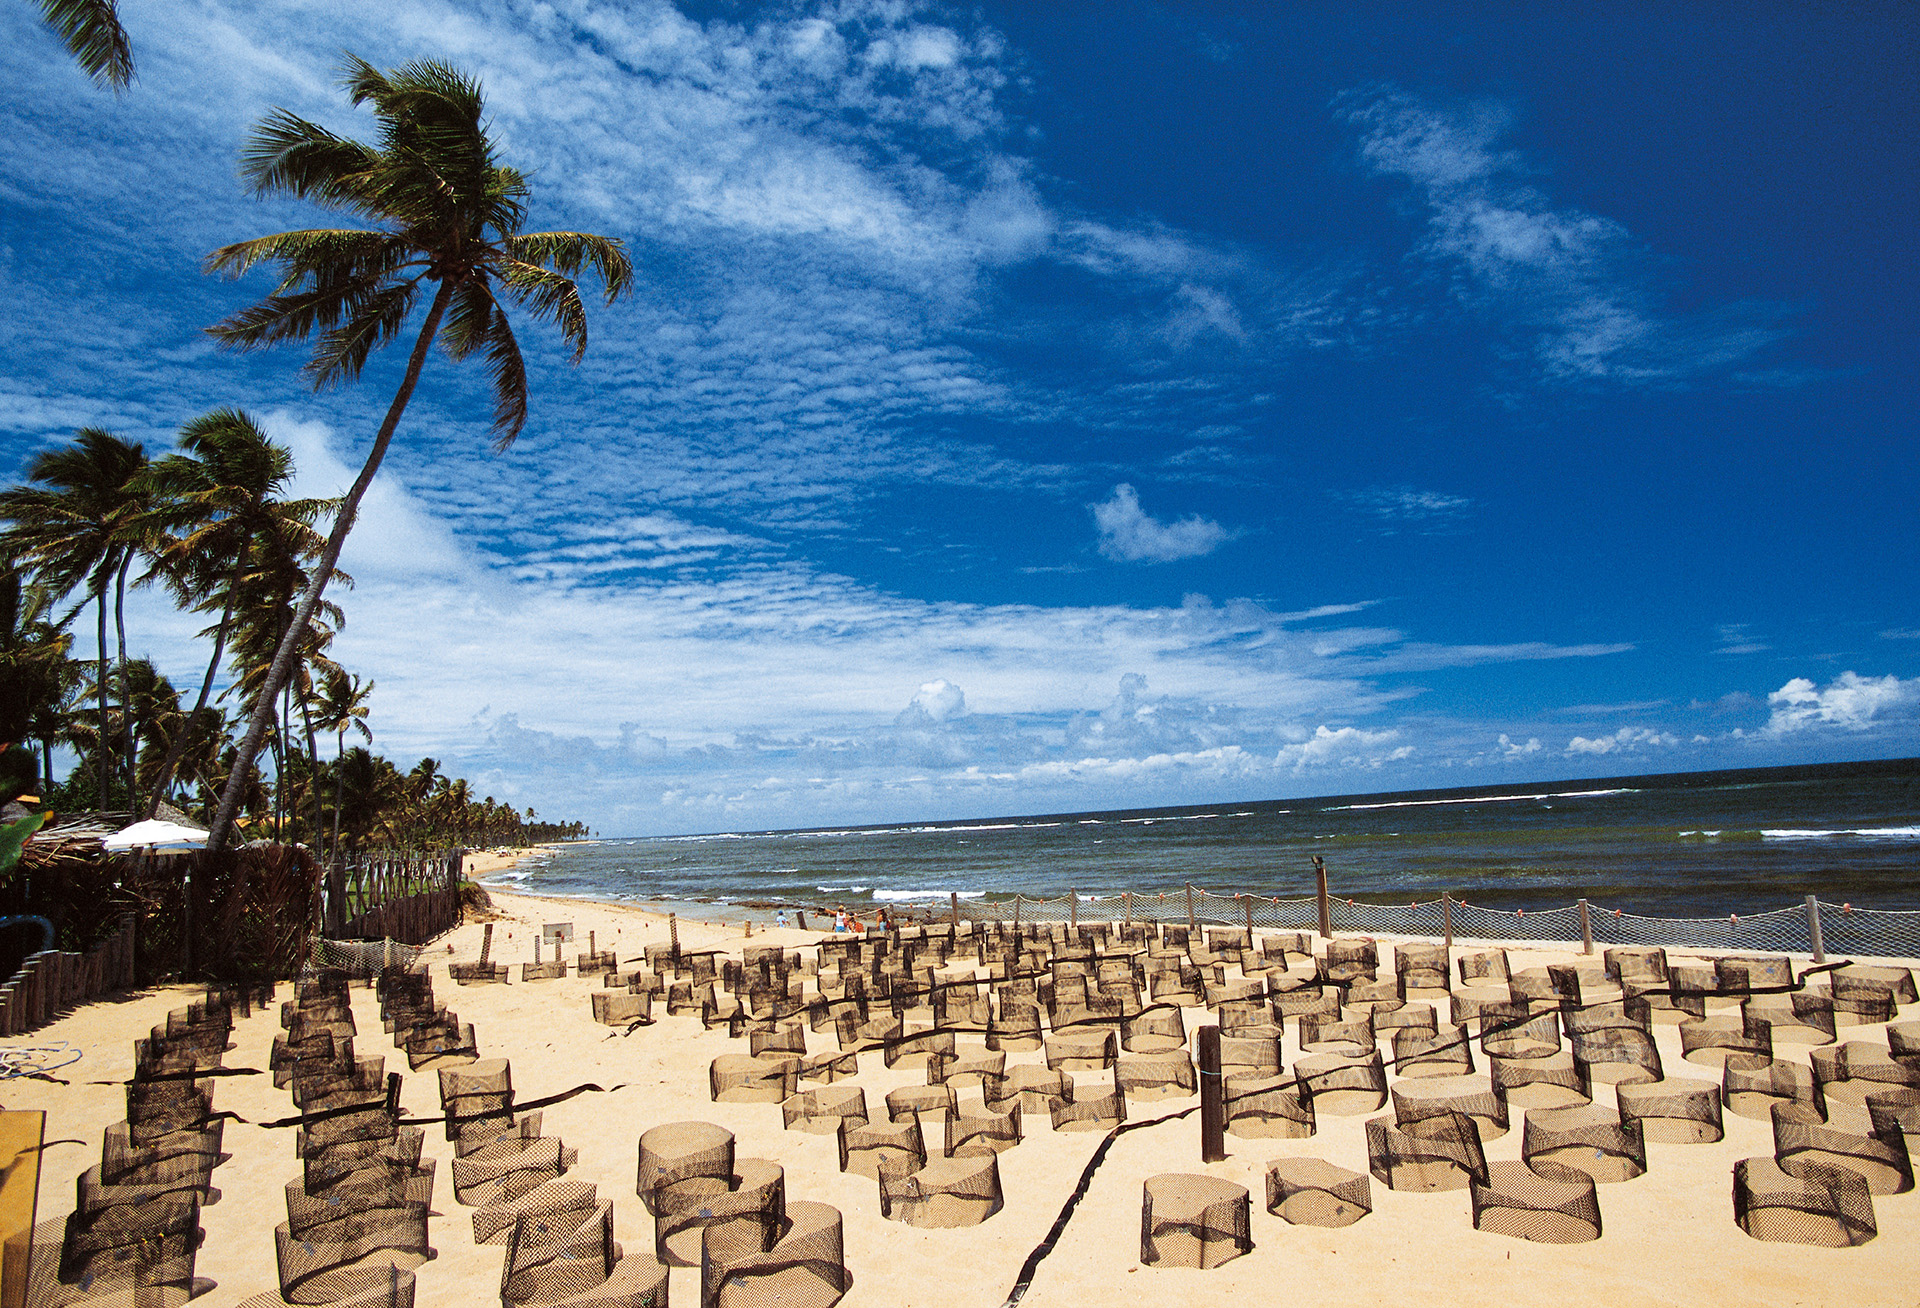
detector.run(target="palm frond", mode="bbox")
[303,281,421,387]
[239,111,382,207]
[505,232,634,302]
[494,258,588,359]
[38,0,132,90]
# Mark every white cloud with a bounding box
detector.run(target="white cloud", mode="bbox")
[1763,672,1920,735]
[1565,727,1679,756]
[1277,725,1412,770]
[1498,734,1541,757]
[904,679,968,723]
[1341,86,1787,385]
[1713,623,1769,655]
[1092,484,1232,563]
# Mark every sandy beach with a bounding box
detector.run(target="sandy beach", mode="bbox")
[8,881,1917,1308]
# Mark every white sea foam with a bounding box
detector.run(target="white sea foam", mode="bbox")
[871,889,988,902]
[1326,788,1634,812]
[1762,827,1920,841]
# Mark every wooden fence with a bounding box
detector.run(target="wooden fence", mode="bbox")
[328,850,465,946]
[0,914,136,1036]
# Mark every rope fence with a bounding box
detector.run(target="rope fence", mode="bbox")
[950,884,1920,961]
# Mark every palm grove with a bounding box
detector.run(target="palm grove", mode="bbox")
[2,37,630,857]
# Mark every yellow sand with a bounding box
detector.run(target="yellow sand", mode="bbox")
[6,881,1916,1308]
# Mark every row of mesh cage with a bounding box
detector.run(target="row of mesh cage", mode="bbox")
[954,891,1920,957]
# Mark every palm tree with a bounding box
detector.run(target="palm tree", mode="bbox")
[313,667,373,860]
[200,54,633,851]
[141,411,332,816]
[0,562,73,794]
[0,428,148,809]
[33,0,132,90]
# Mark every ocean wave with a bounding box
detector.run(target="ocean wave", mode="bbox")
[1325,788,1635,812]
[871,889,988,902]
[1762,826,1920,841]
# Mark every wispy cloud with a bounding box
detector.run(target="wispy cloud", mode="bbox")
[1091,484,1233,563]
[1337,485,1472,535]
[1713,623,1770,655]
[1339,85,1791,386]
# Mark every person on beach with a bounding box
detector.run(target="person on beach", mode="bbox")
[834,907,848,933]
[776,909,788,929]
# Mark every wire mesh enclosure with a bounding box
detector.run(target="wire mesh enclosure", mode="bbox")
[1139,1174,1252,1269]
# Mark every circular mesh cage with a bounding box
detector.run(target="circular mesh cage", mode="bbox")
[1811,1041,1920,1106]
[1223,1073,1314,1139]
[1489,1052,1591,1111]
[1051,1083,1127,1132]
[799,1051,860,1085]
[1678,1016,1773,1070]
[591,991,652,1026]
[1865,1087,1920,1143]
[273,1202,430,1305]
[883,1084,956,1123]
[451,1134,570,1206]
[945,1103,1022,1157]
[1742,992,1835,1046]
[1115,1050,1196,1100]
[1265,1157,1369,1227]
[1617,1077,1724,1143]
[1044,1028,1117,1072]
[836,1116,926,1180]
[877,1152,1003,1228]
[474,1179,598,1245]
[984,1066,1073,1116]
[710,1055,799,1104]
[1568,1022,1663,1087]
[1733,1156,1876,1247]
[1724,1058,1823,1121]
[1390,1074,1508,1138]
[655,1160,784,1269]
[1366,1109,1488,1192]
[1299,1014,1376,1058]
[1294,1052,1388,1116]
[781,1087,869,1135]
[926,1048,1005,1088]
[637,1121,735,1216]
[699,1199,848,1308]
[1218,1034,1281,1077]
[1521,1104,1647,1184]
[1480,1011,1560,1060]
[1393,1024,1475,1078]
[1771,1101,1914,1195]
[500,1200,613,1305]
[1470,1159,1602,1244]
[1139,1174,1251,1269]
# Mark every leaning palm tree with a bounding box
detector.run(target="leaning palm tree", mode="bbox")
[139,408,332,818]
[200,54,632,851]
[0,428,148,808]
[34,0,132,90]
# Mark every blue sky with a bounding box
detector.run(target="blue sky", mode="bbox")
[2,0,1915,834]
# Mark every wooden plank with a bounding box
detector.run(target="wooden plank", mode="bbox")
[0,1110,45,1308]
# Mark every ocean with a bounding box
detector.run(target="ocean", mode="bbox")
[478,759,1920,924]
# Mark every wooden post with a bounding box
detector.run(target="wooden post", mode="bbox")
[1185,885,1195,936]
[1013,896,1021,931]
[668,913,679,965]
[950,892,960,927]
[181,861,194,982]
[1243,894,1255,941]
[1442,893,1454,953]
[1069,891,1078,932]
[1806,895,1825,964]
[325,863,346,938]
[1578,899,1594,955]
[1124,891,1133,927]
[1197,1024,1225,1163]
[1313,856,1331,940]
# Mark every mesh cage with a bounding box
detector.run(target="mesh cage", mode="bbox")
[1223,1073,1314,1138]
[1139,1174,1252,1269]
[500,1200,615,1305]
[313,938,426,979]
[452,1135,570,1206]
[944,1103,1022,1157]
[1733,1156,1876,1247]
[1771,1102,1914,1195]
[655,1159,784,1269]
[781,1087,869,1135]
[1617,1077,1724,1143]
[883,1085,956,1123]
[474,1179,599,1245]
[983,1066,1073,1116]
[1368,1108,1489,1195]
[273,1200,430,1304]
[1390,1074,1508,1138]
[1678,1016,1773,1070]
[1521,1105,1647,1184]
[710,1055,799,1104]
[1724,1059,1823,1121]
[1811,1041,1920,1106]
[638,1121,736,1216]
[1265,1157,1369,1227]
[877,1153,1002,1228]
[926,1048,1004,1088]
[1470,1159,1602,1244]
[58,1194,202,1296]
[1294,1052,1388,1116]
[1115,1050,1196,1100]
[836,1116,925,1180]
[1489,1051,1591,1110]
[699,1198,847,1308]
[1393,1024,1475,1078]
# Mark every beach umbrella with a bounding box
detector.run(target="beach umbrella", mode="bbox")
[103,818,209,853]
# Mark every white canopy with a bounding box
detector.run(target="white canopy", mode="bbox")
[104,818,210,853]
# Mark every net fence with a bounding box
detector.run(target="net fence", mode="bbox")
[953,889,1920,958]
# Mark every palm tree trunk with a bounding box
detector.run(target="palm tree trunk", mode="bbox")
[114,554,137,813]
[208,280,454,851]
[300,689,323,850]
[94,583,109,806]
[143,574,240,820]
[331,728,344,863]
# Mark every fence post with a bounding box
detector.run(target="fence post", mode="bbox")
[950,892,960,927]
[1124,891,1133,927]
[1442,893,1454,954]
[1069,891,1078,932]
[1805,895,1825,965]
[1184,885,1195,936]
[1197,1024,1225,1163]
[1243,894,1255,941]
[1313,856,1331,940]
[1578,899,1594,955]
[1013,896,1021,931]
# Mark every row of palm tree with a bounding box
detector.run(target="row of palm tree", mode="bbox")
[14,43,633,852]
[0,419,587,855]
